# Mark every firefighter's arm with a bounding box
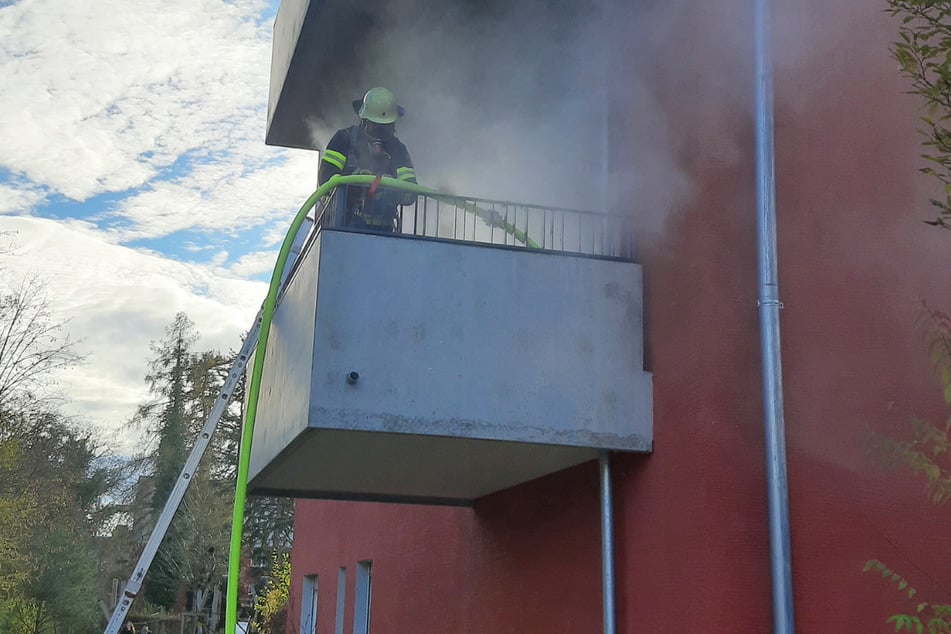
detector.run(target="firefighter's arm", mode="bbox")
[318,130,349,186]
[318,158,341,186]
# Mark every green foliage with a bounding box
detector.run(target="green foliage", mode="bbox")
[0,409,112,634]
[244,496,294,568]
[874,304,951,503]
[883,19,951,628]
[145,312,198,508]
[867,304,951,631]
[133,313,215,608]
[0,270,110,634]
[0,439,34,598]
[253,553,290,634]
[864,560,951,633]
[888,1,951,227]
[123,316,295,619]
[27,527,101,633]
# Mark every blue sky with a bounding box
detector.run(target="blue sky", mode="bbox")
[0,0,317,451]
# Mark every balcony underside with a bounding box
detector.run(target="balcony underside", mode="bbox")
[249,429,611,505]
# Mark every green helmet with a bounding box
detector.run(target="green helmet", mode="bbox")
[353,87,405,124]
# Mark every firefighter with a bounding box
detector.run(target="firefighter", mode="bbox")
[318,87,417,232]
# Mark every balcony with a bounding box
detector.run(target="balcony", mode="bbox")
[246,184,653,504]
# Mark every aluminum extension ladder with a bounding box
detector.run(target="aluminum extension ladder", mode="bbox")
[103,216,315,634]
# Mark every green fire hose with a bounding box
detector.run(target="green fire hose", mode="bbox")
[225,175,537,634]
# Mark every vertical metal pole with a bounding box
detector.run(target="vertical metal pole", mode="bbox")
[599,452,616,634]
[599,0,610,214]
[753,0,795,631]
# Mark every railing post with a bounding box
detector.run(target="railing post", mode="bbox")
[333,188,347,227]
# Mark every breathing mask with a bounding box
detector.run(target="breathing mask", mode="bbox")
[363,120,395,141]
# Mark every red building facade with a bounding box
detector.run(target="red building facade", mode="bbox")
[281,1,951,631]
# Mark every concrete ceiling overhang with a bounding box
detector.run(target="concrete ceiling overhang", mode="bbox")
[267,0,380,150]
[265,0,603,151]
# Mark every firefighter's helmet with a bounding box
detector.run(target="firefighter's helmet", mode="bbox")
[353,87,405,124]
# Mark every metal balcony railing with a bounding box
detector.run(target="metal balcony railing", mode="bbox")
[312,182,636,260]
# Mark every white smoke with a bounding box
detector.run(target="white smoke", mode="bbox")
[301,0,695,224]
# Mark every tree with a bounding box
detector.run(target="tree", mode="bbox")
[0,267,113,634]
[133,313,200,607]
[130,315,248,614]
[889,0,951,228]
[253,553,290,634]
[0,275,82,409]
[0,409,114,634]
[244,497,294,569]
[123,316,296,623]
[0,437,35,619]
[145,313,198,508]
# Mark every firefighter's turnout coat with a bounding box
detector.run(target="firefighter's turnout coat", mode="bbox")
[318,125,417,231]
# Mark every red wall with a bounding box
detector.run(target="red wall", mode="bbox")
[288,1,951,632]
[291,463,604,634]
[289,501,473,634]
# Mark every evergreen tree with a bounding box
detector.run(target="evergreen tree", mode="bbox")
[131,316,253,613]
[135,313,198,607]
[126,318,295,618]
[148,313,196,507]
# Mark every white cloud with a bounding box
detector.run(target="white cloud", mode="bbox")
[0,0,274,202]
[0,181,44,214]
[223,249,278,278]
[0,215,268,453]
[107,143,316,242]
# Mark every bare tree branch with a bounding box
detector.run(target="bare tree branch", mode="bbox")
[0,275,83,410]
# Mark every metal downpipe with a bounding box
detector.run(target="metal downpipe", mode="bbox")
[754,0,796,631]
[600,452,616,634]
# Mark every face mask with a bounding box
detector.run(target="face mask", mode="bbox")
[363,121,395,140]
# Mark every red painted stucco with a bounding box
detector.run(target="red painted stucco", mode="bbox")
[286,1,951,632]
